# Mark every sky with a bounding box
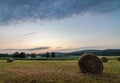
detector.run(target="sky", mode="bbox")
[0,0,120,53]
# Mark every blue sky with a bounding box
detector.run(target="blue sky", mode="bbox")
[0,0,120,53]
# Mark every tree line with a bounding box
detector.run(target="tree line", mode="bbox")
[0,52,56,58]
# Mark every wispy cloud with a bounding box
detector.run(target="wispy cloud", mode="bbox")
[0,46,50,51]
[0,0,120,24]
[22,32,37,36]
[55,46,106,52]
[25,47,50,51]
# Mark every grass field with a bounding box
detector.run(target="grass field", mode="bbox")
[0,58,120,83]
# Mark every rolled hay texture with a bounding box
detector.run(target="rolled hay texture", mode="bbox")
[117,57,120,61]
[101,57,108,62]
[7,58,15,62]
[78,53,103,74]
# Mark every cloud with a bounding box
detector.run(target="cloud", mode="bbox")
[0,46,50,51]
[22,32,37,36]
[56,46,105,52]
[25,47,50,51]
[0,0,120,24]
[56,47,62,49]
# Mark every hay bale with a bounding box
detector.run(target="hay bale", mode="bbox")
[117,57,120,61]
[78,53,103,74]
[101,57,108,62]
[7,58,15,62]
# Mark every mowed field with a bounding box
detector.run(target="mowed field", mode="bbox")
[0,57,120,83]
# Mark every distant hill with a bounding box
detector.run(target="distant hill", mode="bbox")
[0,49,120,58]
[60,49,120,56]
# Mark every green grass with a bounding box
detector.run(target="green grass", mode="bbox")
[0,59,119,83]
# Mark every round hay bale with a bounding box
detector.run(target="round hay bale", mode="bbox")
[101,57,108,62]
[117,57,120,61]
[78,53,103,74]
[7,58,15,62]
